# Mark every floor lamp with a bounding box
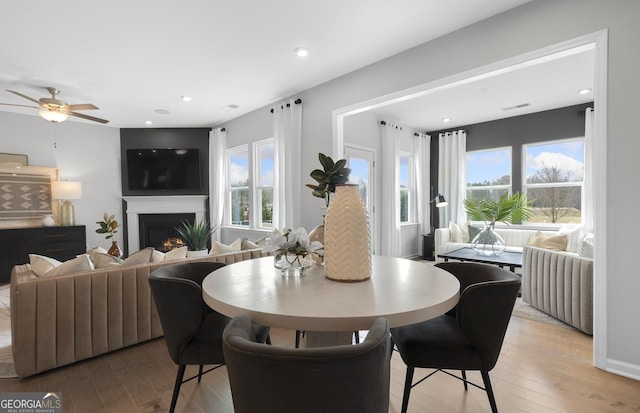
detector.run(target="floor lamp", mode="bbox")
[423,194,448,260]
[51,181,82,226]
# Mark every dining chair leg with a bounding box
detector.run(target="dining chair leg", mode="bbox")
[481,369,499,413]
[401,367,415,413]
[295,330,302,348]
[461,370,468,390]
[353,331,360,344]
[198,365,204,382]
[170,364,187,413]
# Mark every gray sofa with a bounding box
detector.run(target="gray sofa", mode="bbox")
[521,245,593,335]
[10,248,269,377]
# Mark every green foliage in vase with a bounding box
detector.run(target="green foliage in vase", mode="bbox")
[305,153,351,207]
[176,219,217,251]
[96,212,120,239]
[463,192,534,226]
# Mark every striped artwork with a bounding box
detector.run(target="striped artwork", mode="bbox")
[0,173,52,220]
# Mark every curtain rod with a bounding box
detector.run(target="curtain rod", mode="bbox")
[270,98,302,113]
[379,120,402,130]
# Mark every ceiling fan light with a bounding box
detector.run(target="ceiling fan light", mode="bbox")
[39,110,68,123]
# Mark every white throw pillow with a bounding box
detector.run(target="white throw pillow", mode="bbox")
[29,254,62,276]
[558,225,585,253]
[46,255,94,277]
[93,253,124,269]
[152,246,188,262]
[241,237,261,250]
[211,238,242,255]
[579,234,595,258]
[449,221,469,243]
[86,246,108,262]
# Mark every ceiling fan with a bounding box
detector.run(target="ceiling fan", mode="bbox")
[0,87,109,124]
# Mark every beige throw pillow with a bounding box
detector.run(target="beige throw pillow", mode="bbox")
[527,231,568,251]
[29,254,62,276]
[152,246,188,262]
[123,247,155,265]
[93,253,124,268]
[86,246,108,262]
[211,238,242,255]
[241,237,261,250]
[46,255,94,277]
[449,221,469,243]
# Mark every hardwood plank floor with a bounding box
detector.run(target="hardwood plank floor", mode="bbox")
[1,317,639,412]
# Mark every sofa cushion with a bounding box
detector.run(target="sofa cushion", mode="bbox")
[28,254,62,276]
[558,225,586,253]
[151,246,188,262]
[46,255,94,277]
[527,231,567,251]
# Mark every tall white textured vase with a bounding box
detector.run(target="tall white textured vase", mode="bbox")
[324,184,372,282]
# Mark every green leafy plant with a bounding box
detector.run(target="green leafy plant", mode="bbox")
[463,192,534,226]
[305,153,351,207]
[176,219,217,251]
[96,212,120,239]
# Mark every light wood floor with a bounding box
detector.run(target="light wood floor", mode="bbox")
[1,317,639,412]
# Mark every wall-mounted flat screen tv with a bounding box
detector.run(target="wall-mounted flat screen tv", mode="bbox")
[127,148,201,190]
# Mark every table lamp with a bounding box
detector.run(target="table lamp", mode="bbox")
[51,181,82,226]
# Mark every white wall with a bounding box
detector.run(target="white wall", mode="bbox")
[0,111,122,250]
[220,0,640,377]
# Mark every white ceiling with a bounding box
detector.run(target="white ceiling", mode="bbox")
[0,0,532,129]
[366,45,595,131]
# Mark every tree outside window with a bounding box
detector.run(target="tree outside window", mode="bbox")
[399,153,412,223]
[524,139,584,224]
[256,140,274,229]
[228,147,249,226]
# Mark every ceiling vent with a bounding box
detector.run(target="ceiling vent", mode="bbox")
[501,103,531,111]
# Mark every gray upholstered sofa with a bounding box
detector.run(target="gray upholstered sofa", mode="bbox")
[522,245,593,335]
[10,248,269,377]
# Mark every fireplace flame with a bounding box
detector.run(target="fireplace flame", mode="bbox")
[160,237,185,252]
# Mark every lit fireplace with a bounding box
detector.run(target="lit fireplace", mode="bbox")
[138,213,195,251]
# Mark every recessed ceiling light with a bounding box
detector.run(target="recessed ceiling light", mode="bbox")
[181,96,192,102]
[145,120,153,125]
[578,88,592,95]
[295,47,310,57]
[442,118,451,123]
[155,109,171,115]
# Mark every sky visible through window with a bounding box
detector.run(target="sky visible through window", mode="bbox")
[348,158,368,186]
[467,148,511,184]
[525,140,584,181]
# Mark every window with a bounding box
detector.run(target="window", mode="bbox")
[466,147,512,202]
[227,139,276,228]
[255,140,274,229]
[399,153,413,223]
[523,138,584,224]
[228,146,250,226]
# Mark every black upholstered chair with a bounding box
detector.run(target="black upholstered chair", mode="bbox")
[391,262,520,413]
[149,262,269,413]
[223,314,391,413]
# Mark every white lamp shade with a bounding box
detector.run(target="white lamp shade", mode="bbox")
[39,110,69,123]
[51,181,82,200]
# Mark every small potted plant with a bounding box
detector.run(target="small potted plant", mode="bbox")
[176,219,217,257]
[305,153,351,207]
[96,212,122,258]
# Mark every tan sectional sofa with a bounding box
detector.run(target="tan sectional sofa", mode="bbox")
[10,248,269,377]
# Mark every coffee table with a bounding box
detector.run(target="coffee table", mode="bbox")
[438,247,522,272]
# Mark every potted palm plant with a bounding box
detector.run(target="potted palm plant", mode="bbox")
[175,219,217,257]
[463,192,534,256]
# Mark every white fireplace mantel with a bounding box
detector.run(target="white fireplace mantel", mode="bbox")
[124,195,208,253]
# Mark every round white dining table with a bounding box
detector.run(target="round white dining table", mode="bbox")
[202,255,459,346]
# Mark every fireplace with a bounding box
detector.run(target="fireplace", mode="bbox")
[139,213,195,251]
[123,195,208,253]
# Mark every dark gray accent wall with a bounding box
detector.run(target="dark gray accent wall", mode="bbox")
[120,128,211,196]
[429,103,592,195]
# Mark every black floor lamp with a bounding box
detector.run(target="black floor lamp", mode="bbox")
[422,194,448,260]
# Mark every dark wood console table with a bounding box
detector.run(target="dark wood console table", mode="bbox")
[0,225,86,284]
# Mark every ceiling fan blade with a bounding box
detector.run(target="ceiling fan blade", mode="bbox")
[6,89,42,106]
[0,102,40,109]
[66,103,98,111]
[68,111,109,124]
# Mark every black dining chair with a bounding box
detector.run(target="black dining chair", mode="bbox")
[223,313,391,413]
[149,262,270,413]
[391,262,520,413]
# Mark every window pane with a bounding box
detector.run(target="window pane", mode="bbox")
[527,186,582,224]
[525,141,584,184]
[466,149,511,186]
[400,190,409,223]
[229,149,249,188]
[466,188,509,203]
[231,188,249,226]
[399,155,410,188]
[258,142,274,187]
[259,188,273,228]
[348,157,369,208]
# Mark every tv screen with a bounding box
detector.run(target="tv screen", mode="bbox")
[127,148,201,190]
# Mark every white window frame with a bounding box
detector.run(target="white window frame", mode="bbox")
[522,137,585,227]
[465,146,512,201]
[399,151,415,224]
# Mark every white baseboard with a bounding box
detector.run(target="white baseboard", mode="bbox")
[605,358,640,381]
